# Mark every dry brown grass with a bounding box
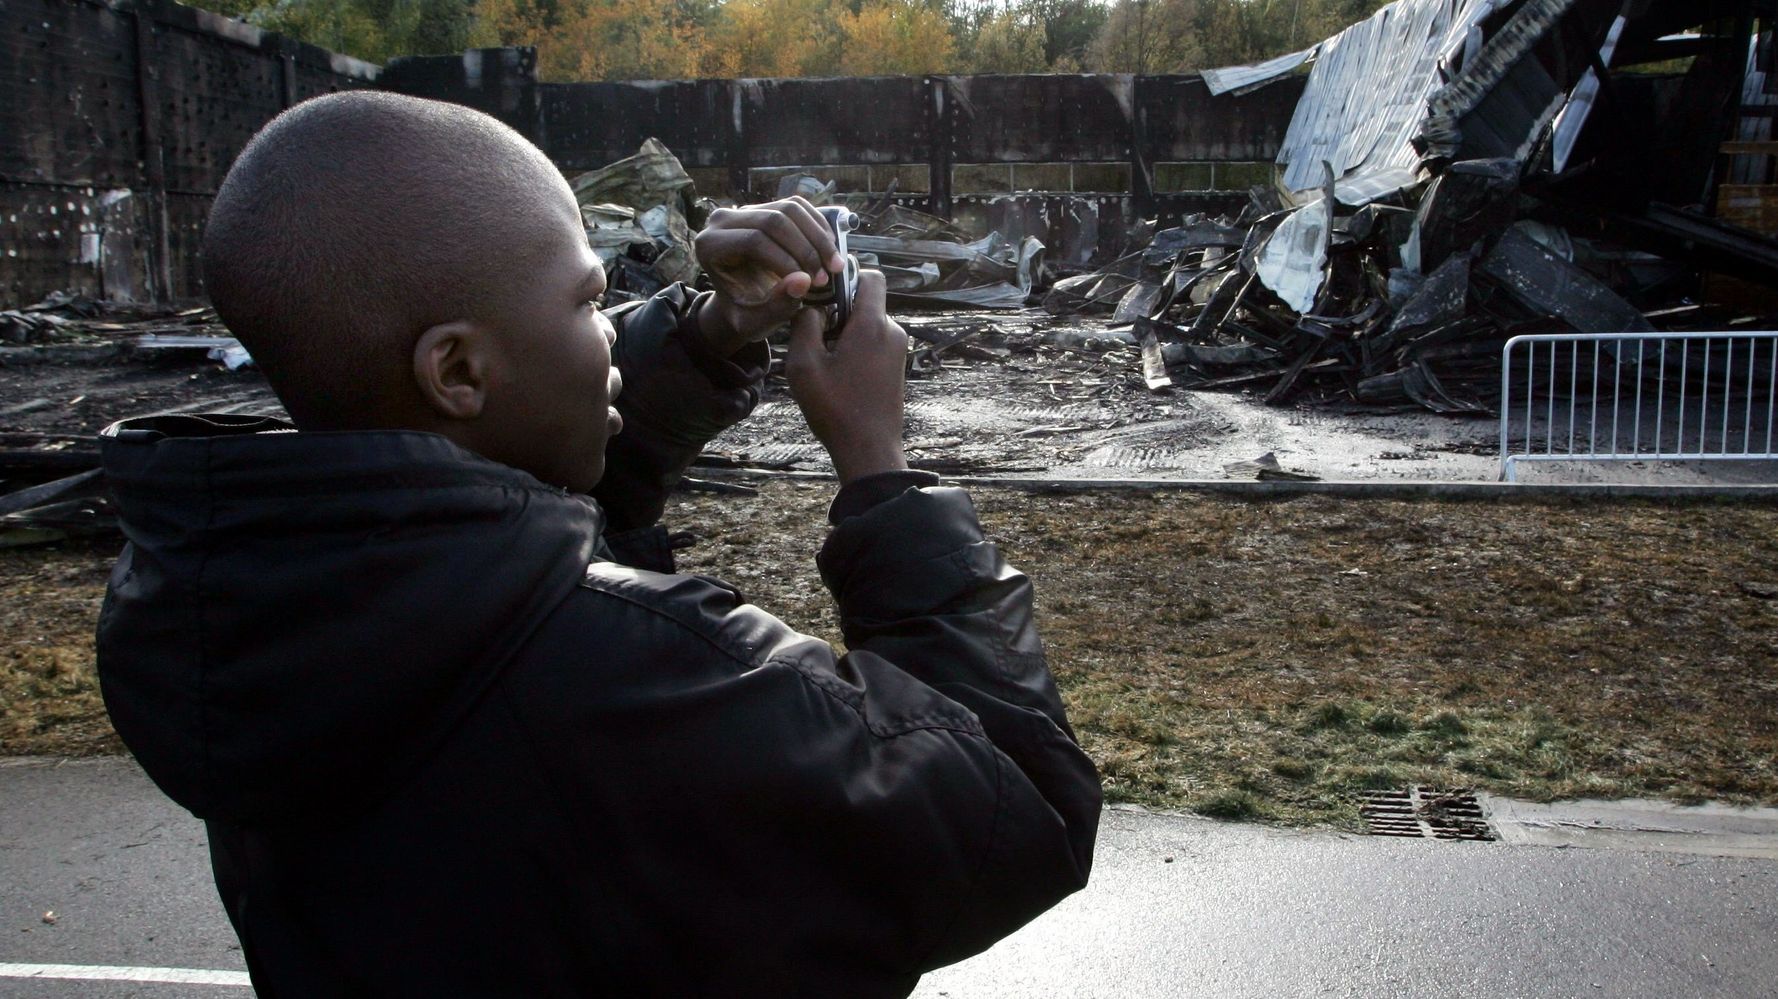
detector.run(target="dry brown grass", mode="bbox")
[5,483,1776,828]
[671,484,1778,826]
[1,538,120,755]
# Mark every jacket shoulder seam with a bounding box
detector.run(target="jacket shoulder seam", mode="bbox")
[575,568,761,669]
[767,653,987,742]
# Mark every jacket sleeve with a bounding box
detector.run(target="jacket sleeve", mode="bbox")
[593,284,768,534]
[817,480,1102,964]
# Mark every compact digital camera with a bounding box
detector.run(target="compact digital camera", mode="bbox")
[804,206,861,333]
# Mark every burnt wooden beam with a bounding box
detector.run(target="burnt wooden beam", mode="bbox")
[927,77,953,221]
[1130,77,1155,220]
[132,7,173,303]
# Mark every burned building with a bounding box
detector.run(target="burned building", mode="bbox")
[3,0,1778,520]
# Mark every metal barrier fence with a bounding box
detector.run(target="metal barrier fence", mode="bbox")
[1499,331,1778,481]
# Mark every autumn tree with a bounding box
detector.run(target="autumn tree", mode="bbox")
[1086,0,1207,74]
[834,0,956,75]
[195,0,1393,81]
[961,7,1047,73]
[472,0,714,79]
[551,0,709,79]
[701,0,838,77]
[1084,0,1393,76]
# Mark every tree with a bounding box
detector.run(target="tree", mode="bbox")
[1086,0,1206,74]
[834,0,956,75]
[964,7,1047,73]
[1031,0,1104,68]
[472,0,712,80]
[203,0,474,63]
[702,0,838,77]
[199,0,1393,81]
[554,0,709,79]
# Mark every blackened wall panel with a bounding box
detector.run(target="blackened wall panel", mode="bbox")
[5,16,1298,307]
[0,182,151,304]
[164,190,211,298]
[291,60,376,105]
[541,79,734,171]
[0,0,143,188]
[947,75,1135,163]
[152,19,285,194]
[1137,74,1305,162]
[0,0,378,305]
[739,77,929,166]
[382,48,538,140]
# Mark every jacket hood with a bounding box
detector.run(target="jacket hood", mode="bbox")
[97,415,603,825]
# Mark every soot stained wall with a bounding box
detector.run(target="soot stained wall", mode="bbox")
[0,0,376,308]
[3,3,1302,307]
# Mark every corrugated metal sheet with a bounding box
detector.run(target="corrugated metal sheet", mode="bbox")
[1273,0,1506,205]
[1201,45,1320,97]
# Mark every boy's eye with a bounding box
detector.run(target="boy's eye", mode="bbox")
[584,297,605,310]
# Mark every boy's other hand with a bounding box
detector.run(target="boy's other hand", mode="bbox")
[784,270,909,485]
[694,196,843,356]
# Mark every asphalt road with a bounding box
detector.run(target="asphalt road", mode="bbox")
[4,758,1776,998]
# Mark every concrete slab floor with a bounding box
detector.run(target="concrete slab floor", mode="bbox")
[4,758,1777,998]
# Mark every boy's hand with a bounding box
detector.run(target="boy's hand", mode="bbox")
[784,270,909,485]
[694,197,843,356]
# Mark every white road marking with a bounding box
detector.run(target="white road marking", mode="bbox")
[0,963,251,986]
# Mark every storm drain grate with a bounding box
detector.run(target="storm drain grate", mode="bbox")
[1359,787,1494,841]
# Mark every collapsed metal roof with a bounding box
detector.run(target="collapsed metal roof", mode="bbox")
[1204,0,1624,206]
[1053,0,1778,414]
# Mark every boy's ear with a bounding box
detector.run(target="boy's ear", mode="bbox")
[412,319,493,421]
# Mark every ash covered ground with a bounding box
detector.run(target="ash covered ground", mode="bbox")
[719,307,1515,481]
[8,305,1775,486]
[1,306,1511,482]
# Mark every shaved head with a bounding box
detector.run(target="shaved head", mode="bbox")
[203,91,578,430]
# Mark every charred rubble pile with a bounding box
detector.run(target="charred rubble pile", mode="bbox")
[0,293,250,547]
[572,140,1043,312]
[1048,0,1778,413]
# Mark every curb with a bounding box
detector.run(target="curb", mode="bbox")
[688,468,1778,501]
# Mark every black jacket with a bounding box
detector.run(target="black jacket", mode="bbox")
[96,285,1101,997]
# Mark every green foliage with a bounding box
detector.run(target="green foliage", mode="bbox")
[1085,0,1393,74]
[192,0,473,63]
[1366,708,1411,735]
[1194,788,1260,820]
[965,8,1047,73]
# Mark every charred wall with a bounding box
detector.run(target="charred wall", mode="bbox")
[477,69,1304,270]
[3,6,1302,307]
[0,0,377,308]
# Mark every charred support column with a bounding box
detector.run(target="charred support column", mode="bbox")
[727,83,749,200]
[926,76,952,220]
[1700,9,1756,214]
[131,8,173,303]
[280,53,299,109]
[1130,76,1155,220]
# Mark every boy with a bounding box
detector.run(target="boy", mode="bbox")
[96,91,1099,997]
